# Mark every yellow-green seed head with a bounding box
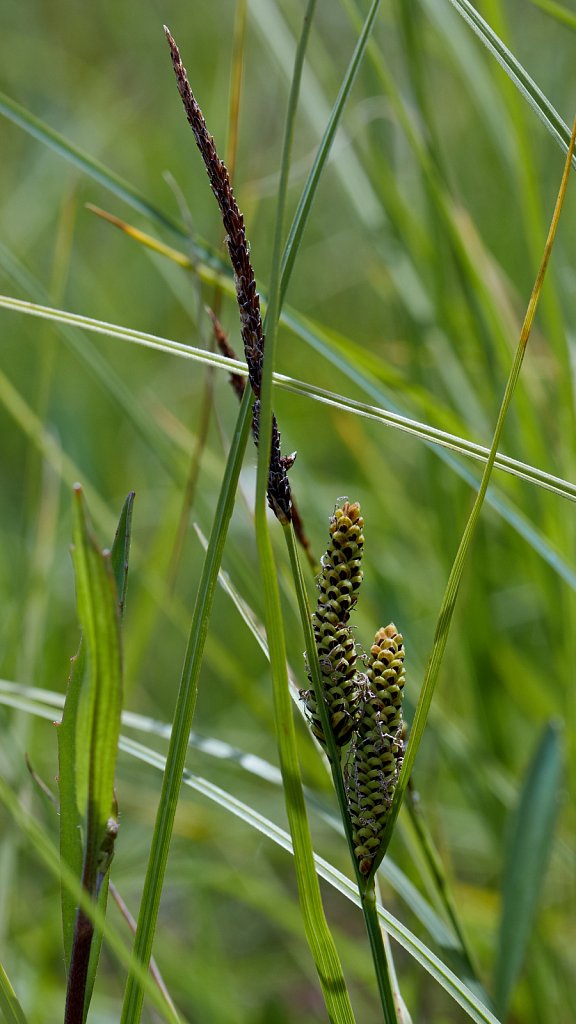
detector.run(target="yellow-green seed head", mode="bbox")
[302,501,365,748]
[345,623,406,876]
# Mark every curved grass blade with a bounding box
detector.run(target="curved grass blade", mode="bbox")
[119,384,254,1024]
[0,679,483,972]
[0,92,184,237]
[0,776,181,1024]
[120,735,502,1024]
[1,295,574,508]
[494,722,563,1017]
[378,115,576,861]
[443,0,576,165]
[2,292,575,590]
[0,962,28,1024]
[279,0,382,304]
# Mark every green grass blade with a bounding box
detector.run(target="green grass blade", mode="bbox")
[0,679,482,969]
[378,114,576,862]
[0,777,181,1024]
[494,722,563,1017]
[110,492,136,616]
[120,385,253,1024]
[0,92,183,236]
[253,0,356,1016]
[57,637,86,968]
[120,736,502,1024]
[254,527,357,1023]
[525,0,576,29]
[83,491,134,1015]
[69,485,123,886]
[444,0,576,164]
[279,0,382,305]
[0,962,29,1024]
[61,487,123,1020]
[2,295,574,509]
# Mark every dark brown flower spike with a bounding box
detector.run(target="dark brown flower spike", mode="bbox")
[209,306,317,565]
[165,27,293,522]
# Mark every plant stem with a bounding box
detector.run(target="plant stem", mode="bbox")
[284,523,399,1024]
[361,882,401,1024]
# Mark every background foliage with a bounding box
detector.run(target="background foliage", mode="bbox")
[0,0,575,1021]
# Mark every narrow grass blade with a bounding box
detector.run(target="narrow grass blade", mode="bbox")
[57,636,85,968]
[120,736,502,1024]
[0,963,28,1024]
[110,492,136,615]
[0,777,181,1024]
[120,385,253,1024]
[0,92,183,236]
[444,0,576,164]
[378,116,576,858]
[253,0,356,1015]
[279,0,382,304]
[2,295,575,511]
[494,722,563,1017]
[0,679,483,969]
[525,0,576,29]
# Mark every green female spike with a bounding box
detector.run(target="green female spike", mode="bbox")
[345,624,406,876]
[301,502,364,747]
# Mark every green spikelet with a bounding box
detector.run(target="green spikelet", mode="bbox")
[301,502,364,747]
[345,624,406,876]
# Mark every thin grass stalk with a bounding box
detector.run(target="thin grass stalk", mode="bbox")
[5,291,576,511]
[378,115,576,858]
[404,794,481,987]
[253,1,357,1017]
[119,384,253,1024]
[284,525,399,1023]
[279,0,382,305]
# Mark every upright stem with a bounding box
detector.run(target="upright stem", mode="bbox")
[284,523,399,1024]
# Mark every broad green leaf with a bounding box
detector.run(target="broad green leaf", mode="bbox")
[494,722,563,1016]
[58,486,124,1018]
[84,491,134,1017]
[0,776,180,1024]
[69,484,123,883]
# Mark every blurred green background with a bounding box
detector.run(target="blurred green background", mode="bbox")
[1,0,575,1021]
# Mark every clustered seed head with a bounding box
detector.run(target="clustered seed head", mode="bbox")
[302,500,406,879]
[301,502,364,747]
[345,625,405,876]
